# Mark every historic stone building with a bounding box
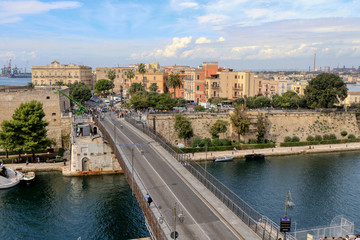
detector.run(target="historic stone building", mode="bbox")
[0,86,71,148]
[95,67,132,97]
[32,61,93,89]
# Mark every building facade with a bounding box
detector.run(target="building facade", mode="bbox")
[132,70,168,93]
[95,67,132,97]
[32,61,93,89]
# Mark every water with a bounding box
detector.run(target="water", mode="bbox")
[202,151,360,233]
[0,77,32,85]
[0,172,149,240]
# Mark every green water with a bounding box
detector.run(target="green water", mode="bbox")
[0,172,149,240]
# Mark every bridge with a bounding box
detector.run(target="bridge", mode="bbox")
[94,112,293,240]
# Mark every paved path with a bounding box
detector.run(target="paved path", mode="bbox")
[190,142,360,161]
[4,162,65,172]
[101,114,261,240]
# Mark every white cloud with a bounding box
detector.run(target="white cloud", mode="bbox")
[198,14,229,25]
[217,37,225,42]
[179,1,199,9]
[170,0,199,10]
[0,0,81,24]
[156,36,192,57]
[232,46,259,52]
[195,37,211,44]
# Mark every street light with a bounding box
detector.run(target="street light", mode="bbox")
[281,190,295,240]
[158,202,185,239]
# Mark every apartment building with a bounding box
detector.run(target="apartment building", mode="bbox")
[261,79,279,97]
[96,67,132,96]
[131,69,168,93]
[183,68,206,103]
[32,61,92,89]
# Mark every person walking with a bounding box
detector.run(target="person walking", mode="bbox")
[145,193,153,206]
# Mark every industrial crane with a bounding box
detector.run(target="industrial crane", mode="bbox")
[55,89,87,114]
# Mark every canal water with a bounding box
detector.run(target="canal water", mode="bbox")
[0,173,149,240]
[202,150,360,233]
[1,151,360,239]
[0,77,32,85]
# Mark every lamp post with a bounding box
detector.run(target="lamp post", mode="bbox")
[158,202,185,239]
[281,190,295,240]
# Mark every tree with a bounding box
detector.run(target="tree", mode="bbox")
[174,114,193,145]
[193,105,205,112]
[209,120,228,138]
[27,82,34,89]
[230,104,251,142]
[68,82,91,104]
[167,74,182,97]
[138,63,146,87]
[129,91,150,110]
[256,113,266,143]
[304,73,347,108]
[107,70,116,94]
[149,83,158,92]
[155,93,175,110]
[11,101,50,161]
[94,79,114,96]
[129,83,144,96]
[0,120,17,158]
[174,97,186,107]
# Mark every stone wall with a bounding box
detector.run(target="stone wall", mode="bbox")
[148,111,360,145]
[0,87,71,148]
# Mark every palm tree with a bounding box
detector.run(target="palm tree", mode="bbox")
[138,63,146,87]
[107,70,116,94]
[126,69,135,98]
[167,74,182,97]
[129,83,144,96]
[149,83,158,92]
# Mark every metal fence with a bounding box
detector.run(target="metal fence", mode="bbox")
[94,115,167,240]
[125,114,296,240]
[293,216,354,240]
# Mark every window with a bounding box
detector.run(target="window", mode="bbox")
[49,73,52,76]
[197,75,200,80]
[197,85,200,91]
[49,81,52,85]
[154,76,156,80]
[75,72,78,76]
[52,113,56,116]
[68,72,71,76]
[46,96,50,99]
[136,76,138,80]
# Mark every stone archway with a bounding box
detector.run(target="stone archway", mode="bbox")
[81,157,90,171]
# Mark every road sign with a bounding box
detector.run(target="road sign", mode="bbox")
[280,217,291,232]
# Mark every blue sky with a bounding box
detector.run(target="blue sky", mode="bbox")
[1,0,360,70]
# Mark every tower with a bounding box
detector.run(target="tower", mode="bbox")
[313,53,316,72]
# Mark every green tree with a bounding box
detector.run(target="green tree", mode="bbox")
[155,93,175,110]
[107,70,116,93]
[230,104,251,142]
[304,73,347,108]
[138,63,146,86]
[149,83,158,92]
[209,120,228,138]
[193,105,205,112]
[129,91,150,110]
[94,79,113,96]
[27,82,34,89]
[233,98,245,105]
[12,101,50,161]
[256,113,266,143]
[167,74,182,97]
[129,83,144,96]
[174,114,193,145]
[68,82,91,104]
[174,97,186,107]
[0,120,17,158]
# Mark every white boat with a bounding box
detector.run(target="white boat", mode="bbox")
[22,172,35,184]
[0,166,23,189]
[213,156,235,162]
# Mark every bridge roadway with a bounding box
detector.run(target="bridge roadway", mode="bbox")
[101,113,261,240]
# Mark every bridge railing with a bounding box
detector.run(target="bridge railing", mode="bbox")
[94,115,167,240]
[125,114,296,240]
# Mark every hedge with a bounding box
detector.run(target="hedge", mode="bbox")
[280,138,360,147]
[0,148,55,156]
[180,142,275,153]
[280,141,321,147]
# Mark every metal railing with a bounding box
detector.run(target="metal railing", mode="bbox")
[93,115,167,240]
[125,114,296,240]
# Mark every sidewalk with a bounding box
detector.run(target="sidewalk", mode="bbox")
[4,162,64,172]
[189,142,360,161]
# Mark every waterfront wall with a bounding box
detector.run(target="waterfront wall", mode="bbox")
[0,87,71,148]
[148,111,360,145]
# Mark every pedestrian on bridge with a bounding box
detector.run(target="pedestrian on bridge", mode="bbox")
[145,193,153,206]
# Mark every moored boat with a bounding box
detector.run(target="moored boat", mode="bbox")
[214,156,234,162]
[22,172,35,184]
[0,165,23,189]
[245,154,265,161]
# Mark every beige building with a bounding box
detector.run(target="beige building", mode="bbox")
[95,67,132,96]
[343,91,360,106]
[0,86,71,148]
[32,61,93,89]
[291,82,308,95]
[260,79,279,97]
[206,70,260,100]
[132,70,168,93]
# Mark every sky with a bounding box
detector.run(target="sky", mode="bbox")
[1,0,360,71]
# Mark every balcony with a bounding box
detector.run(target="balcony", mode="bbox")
[232,86,243,90]
[74,75,79,78]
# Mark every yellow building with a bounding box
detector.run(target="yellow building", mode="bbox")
[206,70,260,100]
[96,67,132,96]
[260,79,279,97]
[132,69,168,93]
[291,83,307,95]
[32,61,92,89]
[343,91,360,106]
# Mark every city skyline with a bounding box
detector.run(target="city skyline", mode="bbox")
[1,0,360,70]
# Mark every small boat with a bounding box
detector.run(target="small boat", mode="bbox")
[0,166,23,189]
[245,154,265,161]
[22,172,35,184]
[214,156,234,162]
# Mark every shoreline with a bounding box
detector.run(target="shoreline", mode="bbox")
[188,142,360,161]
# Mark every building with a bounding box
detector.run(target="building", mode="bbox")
[32,61,93,89]
[342,91,360,106]
[206,70,260,100]
[95,67,132,97]
[260,79,279,97]
[0,86,71,148]
[290,82,308,95]
[132,69,168,93]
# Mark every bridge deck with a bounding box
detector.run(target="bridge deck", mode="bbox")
[100,113,261,240]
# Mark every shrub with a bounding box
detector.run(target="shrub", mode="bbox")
[192,138,202,148]
[220,139,232,146]
[249,139,257,144]
[341,131,348,137]
[307,136,315,141]
[202,138,212,147]
[193,105,206,112]
[348,134,356,139]
[212,138,221,146]
[315,135,322,141]
[329,134,337,140]
[292,136,300,142]
[323,134,331,140]
[284,136,292,142]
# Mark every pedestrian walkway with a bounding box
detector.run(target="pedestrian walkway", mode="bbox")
[190,142,360,161]
[4,162,64,172]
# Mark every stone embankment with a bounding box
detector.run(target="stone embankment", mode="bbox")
[4,162,64,172]
[189,142,360,161]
